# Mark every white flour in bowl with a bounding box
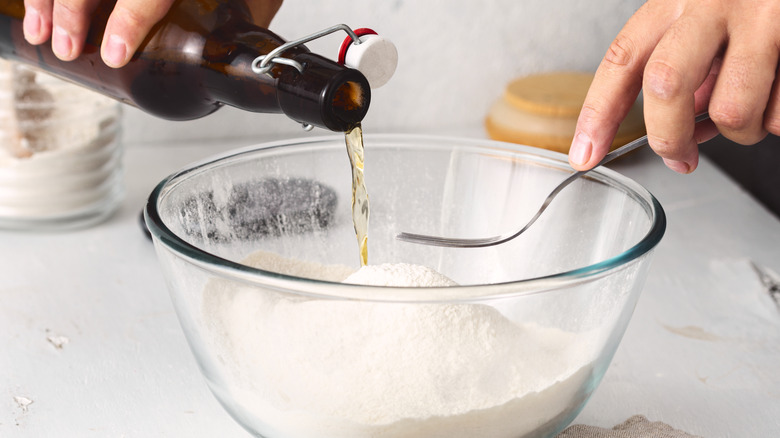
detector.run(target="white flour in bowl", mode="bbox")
[343,262,457,287]
[202,251,597,438]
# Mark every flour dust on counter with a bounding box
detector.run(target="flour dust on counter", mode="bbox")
[13,395,33,413]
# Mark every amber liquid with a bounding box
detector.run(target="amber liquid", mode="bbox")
[345,124,369,266]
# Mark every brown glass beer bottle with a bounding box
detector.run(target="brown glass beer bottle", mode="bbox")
[0,0,370,132]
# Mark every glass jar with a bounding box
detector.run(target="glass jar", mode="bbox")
[0,59,123,230]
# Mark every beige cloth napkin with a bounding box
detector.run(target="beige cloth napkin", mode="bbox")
[558,415,703,438]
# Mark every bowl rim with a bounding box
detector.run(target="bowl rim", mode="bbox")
[144,133,666,303]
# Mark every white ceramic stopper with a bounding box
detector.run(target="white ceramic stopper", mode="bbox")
[343,34,398,89]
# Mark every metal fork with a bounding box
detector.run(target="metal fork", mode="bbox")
[396,113,710,248]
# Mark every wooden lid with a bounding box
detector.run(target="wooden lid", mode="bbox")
[486,72,646,153]
[503,72,594,118]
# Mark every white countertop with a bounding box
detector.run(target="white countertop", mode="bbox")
[2,134,779,437]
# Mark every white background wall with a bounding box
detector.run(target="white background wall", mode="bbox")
[121,0,646,145]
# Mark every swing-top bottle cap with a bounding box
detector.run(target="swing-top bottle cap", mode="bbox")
[338,28,397,89]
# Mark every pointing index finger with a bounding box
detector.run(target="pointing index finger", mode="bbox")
[569,1,677,170]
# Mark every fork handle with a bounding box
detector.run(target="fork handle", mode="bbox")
[554,112,712,204]
[598,112,711,167]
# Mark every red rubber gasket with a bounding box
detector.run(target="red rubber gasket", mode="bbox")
[338,28,378,64]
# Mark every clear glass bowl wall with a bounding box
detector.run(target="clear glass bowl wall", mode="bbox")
[0,60,122,230]
[146,135,665,438]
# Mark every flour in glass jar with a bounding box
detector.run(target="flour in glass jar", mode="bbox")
[0,60,120,221]
[203,251,598,438]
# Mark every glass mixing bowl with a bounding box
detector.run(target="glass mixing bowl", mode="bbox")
[145,135,665,438]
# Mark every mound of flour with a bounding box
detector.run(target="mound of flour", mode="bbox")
[202,251,597,437]
[344,262,457,287]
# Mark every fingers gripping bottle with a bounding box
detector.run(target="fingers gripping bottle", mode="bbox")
[0,0,385,132]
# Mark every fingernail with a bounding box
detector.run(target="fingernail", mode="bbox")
[102,34,127,67]
[52,26,73,59]
[663,158,691,174]
[569,131,592,166]
[23,7,42,42]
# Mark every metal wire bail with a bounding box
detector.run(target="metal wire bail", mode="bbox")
[252,24,363,76]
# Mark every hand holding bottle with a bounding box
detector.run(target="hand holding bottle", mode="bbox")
[21,0,282,68]
[568,0,780,174]
[3,0,368,129]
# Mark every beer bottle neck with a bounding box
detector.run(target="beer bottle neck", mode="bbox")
[206,23,371,132]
